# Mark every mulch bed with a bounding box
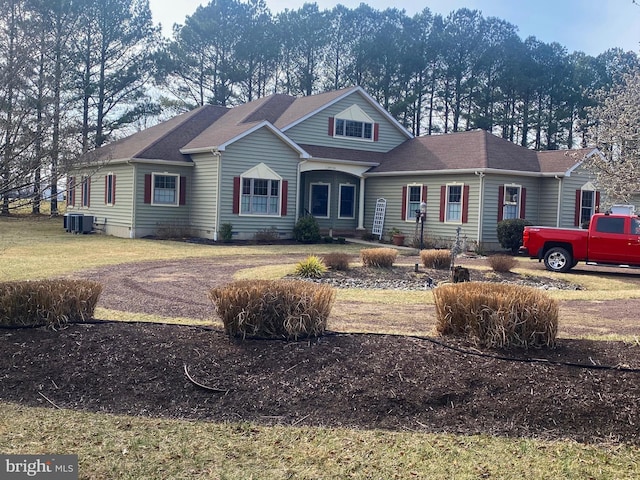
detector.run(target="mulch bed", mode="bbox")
[1,321,639,445]
[2,253,640,445]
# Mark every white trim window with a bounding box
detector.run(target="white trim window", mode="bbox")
[502,184,521,220]
[338,184,356,219]
[446,184,463,223]
[335,119,373,140]
[310,183,330,218]
[81,175,90,207]
[106,173,115,206]
[241,178,280,215]
[153,173,179,205]
[406,185,423,221]
[332,104,376,141]
[580,188,596,225]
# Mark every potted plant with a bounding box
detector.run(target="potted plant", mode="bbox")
[389,227,405,246]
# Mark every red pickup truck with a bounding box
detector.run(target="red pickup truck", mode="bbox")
[519,213,640,272]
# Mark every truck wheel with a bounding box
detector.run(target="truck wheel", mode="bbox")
[543,247,573,273]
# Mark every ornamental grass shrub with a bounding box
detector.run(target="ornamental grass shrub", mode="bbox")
[322,252,350,271]
[433,282,558,349]
[294,255,327,278]
[488,254,518,273]
[0,279,102,328]
[209,279,335,340]
[360,248,398,268]
[420,249,451,270]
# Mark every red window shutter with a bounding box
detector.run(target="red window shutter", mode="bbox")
[401,186,407,220]
[232,176,240,214]
[462,185,470,223]
[104,176,108,204]
[144,174,152,204]
[519,187,527,218]
[328,117,334,136]
[112,175,116,205]
[179,176,187,205]
[574,190,581,226]
[497,186,504,222]
[439,185,446,222]
[422,185,427,202]
[373,123,379,141]
[595,191,601,213]
[86,177,91,207]
[281,180,288,216]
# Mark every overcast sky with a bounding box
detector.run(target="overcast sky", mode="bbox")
[148,0,640,57]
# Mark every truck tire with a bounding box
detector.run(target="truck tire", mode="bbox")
[543,247,573,273]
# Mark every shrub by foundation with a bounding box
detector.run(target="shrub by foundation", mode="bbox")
[420,249,450,270]
[360,248,398,268]
[322,252,350,271]
[433,282,558,349]
[0,279,102,328]
[294,255,327,278]
[488,254,518,273]
[209,280,335,340]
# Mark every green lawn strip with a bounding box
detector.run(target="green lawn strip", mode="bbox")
[0,217,361,281]
[1,402,638,480]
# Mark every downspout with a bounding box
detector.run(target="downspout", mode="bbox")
[130,161,137,239]
[555,175,562,227]
[213,149,221,241]
[475,171,485,244]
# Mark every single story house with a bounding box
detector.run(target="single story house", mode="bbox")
[67,86,601,249]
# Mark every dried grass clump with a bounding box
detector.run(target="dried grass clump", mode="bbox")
[0,279,102,328]
[420,249,451,270]
[433,282,558,349]
[209,280,335,340]
[322,252,350,271]
[488,254,518,273]
[360,248,398,268]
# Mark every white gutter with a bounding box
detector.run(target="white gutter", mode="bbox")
[364,168,568,178]
[475,171,485,243]
[128,158,195,167]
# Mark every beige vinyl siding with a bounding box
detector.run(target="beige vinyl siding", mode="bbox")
[67,164,135,238]
[364,174,480,244]
[133,163,193,238]
[300,171,360,232]
[189,152,220,239]
[219,127,301,240]
[285,93,407,153]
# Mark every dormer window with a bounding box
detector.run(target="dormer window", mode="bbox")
[335,118,373,140]
[329,104,378,142]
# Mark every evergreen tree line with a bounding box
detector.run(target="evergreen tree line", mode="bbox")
[0,0,638,214]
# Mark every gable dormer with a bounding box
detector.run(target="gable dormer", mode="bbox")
[328,104,379,142]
